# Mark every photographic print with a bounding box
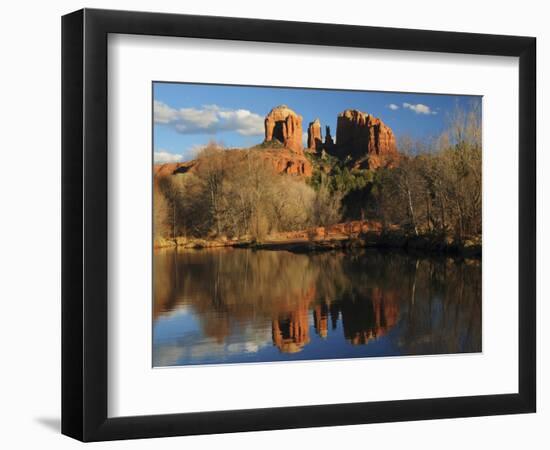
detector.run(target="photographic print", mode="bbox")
[152,83,482,367]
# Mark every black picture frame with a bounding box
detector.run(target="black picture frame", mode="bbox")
[61,8,536,442]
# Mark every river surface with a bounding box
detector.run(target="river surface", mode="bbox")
[153,248,481,367]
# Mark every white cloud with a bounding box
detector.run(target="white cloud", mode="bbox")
[154,150,182,164]
[402,102,437,115]
[154,101,264,136]
[153,101,178,124]
[155,143,227,164]
[388,103,400,110]
[302,132,308,147]
[217,109,265,136]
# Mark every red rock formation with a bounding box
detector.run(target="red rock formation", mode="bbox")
[334,109,398,169]
[153,147,312,181]
[307,118,322,151]
[153,161,192,179]
[324,125,334,147]
[264,105,303,153]
[261,149,312,176]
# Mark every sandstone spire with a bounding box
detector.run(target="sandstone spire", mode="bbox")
[264,105,303,153]
[307,118,322,151]
[325,125,334,147]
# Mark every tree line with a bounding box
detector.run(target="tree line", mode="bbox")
[155,144,337,241]
[365,104,482,240]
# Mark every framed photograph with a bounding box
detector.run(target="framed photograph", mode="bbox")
[62,8,536,441]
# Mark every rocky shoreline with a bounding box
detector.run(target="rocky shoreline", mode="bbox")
[154,230,481,258]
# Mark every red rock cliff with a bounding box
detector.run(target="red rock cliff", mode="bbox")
[334,109,398,169]
[307,118,322,151]
[264,105,303,153]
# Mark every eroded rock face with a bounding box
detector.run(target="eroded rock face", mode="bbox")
[334,109,398,168]
[263,150,312,176]
[264,105,303,153]
[307,118,322,151]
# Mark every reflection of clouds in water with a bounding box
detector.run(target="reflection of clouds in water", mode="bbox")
[153,323,272,366]
[226,339,268,355]
[162,305,190,318]
[153,344,188,368]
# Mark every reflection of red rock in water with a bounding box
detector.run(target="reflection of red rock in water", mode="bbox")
[271,286,316,353]
[372,288,399,336]
[271,287,316,353]
[341,288,399,345]
[154,246,403,354]
[272,303,310,353]
[313,303,329,338]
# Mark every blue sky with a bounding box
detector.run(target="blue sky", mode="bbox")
[153,82,481,163]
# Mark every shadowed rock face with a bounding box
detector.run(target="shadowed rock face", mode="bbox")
[325,125,334,147]
[264,105,303,153]
[334,109,398,168]
[307,118,323,151]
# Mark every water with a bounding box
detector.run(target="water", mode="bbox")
[153,248,481,367]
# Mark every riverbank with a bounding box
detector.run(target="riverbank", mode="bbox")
[241,233,481,257]
[154,221,481,258]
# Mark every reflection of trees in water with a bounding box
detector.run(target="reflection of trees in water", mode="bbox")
[400,257,482,354]
[153,248,481,355]
[154,248,320,346]
[311,251,406,345]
